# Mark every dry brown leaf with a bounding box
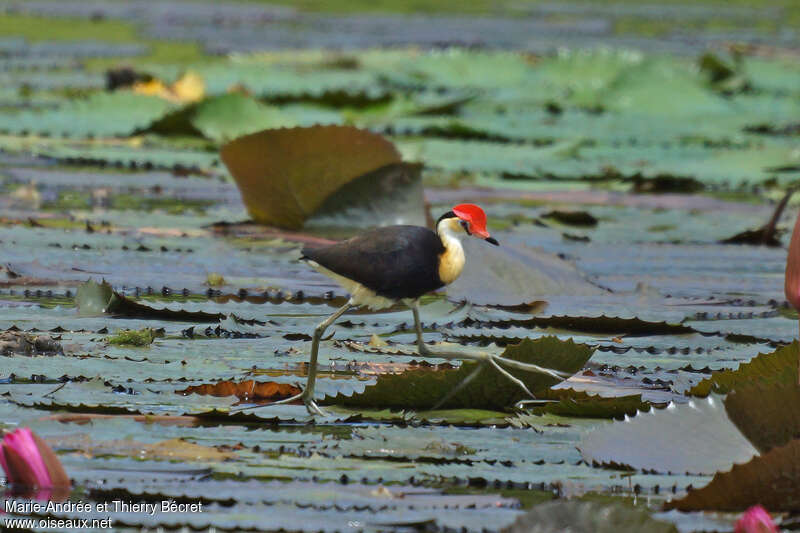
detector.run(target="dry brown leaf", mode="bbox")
[176,380,301,403]
[52,435,234,462]
[42,413,200,427]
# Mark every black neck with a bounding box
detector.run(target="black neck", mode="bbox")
[436,211,456,227]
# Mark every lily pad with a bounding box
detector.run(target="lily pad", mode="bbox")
[723,380,800,454]
[664,438,800,512]
[689,342,799,396]
[0,91,175,138]
[503,500,678,533]
[76,279,224,322]
[328,337,593,410]
[579,396,758,475]
[220,125,406,229]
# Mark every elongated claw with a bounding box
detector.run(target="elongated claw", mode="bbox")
[412,344,574,410]
[431,361,486,410]
[488,355,536,400]
[229,386,328,417]
[305,399,328,417]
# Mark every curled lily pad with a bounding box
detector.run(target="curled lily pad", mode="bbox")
[76,279,224,322]
[220,125,407,229]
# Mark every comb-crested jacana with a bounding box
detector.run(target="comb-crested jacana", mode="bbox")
[276,204,565,415]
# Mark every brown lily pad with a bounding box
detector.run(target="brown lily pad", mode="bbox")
[176,380,302,404]
[220,125,403,229]
[664,438,800,512]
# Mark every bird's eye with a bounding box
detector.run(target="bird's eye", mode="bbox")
[460,220,471,235]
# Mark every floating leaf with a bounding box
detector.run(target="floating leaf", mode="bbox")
[479,315,695,336]
[530,390,655,420]
[58,435,234,462]
[107,328,156,347]
[149,93,309,142]
[329,337,593,410]
[580,396,758,475]
[221,125,404,229]
[76,279,224,322]
[176,380,301,403]
[503,500,678,533]
[542,210,598,227]
[447,238,605,305]
[0,92,175,138]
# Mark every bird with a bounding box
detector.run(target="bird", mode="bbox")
[289,203,500,415]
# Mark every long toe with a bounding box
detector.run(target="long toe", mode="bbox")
[305,399,329,417]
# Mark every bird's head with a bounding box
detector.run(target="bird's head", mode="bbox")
[436,203,499,246]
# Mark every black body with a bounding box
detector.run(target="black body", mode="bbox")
[301,225,446,300]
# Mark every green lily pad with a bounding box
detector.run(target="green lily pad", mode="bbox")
[503,500,678,533]
[328,337,594,410]
[689,342,799,396]
[0,91,175,138]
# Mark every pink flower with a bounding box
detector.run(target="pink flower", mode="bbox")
[1,428,69,489]
[735,505,778,533]
[785,211,800,385]
[785,212,800,311]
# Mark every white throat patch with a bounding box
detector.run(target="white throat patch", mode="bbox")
[437,218,466,285]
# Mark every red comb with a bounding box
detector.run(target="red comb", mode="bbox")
[452,204,488,233]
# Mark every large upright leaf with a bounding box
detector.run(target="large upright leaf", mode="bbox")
[689,342,799,396]
[724,380,800,453]
[328,337,593,410]
[303,162,426,229]
[664,439,800,512]
[220,125,403,228]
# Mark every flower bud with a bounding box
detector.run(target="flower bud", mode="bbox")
[735,505,778,533]
[785,213,800,311]
[1,428,69,489]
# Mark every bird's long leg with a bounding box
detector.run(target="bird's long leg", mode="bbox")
[410,301,431,355]
[408,302,568,405]
[409,304,566,379]
[487,357,536,400]
[409,346,570,402]
[303,300,353,415]
[431,361,486,411]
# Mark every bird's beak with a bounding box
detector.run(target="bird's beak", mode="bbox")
[471,225,498,245]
